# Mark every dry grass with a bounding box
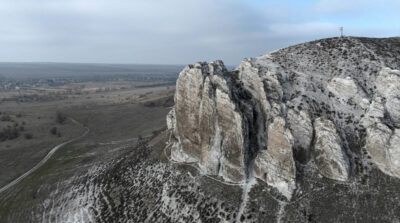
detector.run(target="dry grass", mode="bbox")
[0,81,174,186]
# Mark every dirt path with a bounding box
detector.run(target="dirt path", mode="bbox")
[0,118,89,194]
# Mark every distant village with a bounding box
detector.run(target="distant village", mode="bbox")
[0,78,69,91]
[0,73,177,92]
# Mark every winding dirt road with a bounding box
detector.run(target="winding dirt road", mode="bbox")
[0,118,89,194]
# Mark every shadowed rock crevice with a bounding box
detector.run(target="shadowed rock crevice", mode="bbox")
[228,71,266,180]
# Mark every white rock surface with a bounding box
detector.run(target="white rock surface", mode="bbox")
[253,117,296,199]
[375,68,400,127]
[287,109,313,162]
[365,123,392,169]
[166,108,176,130]
[313,118,350,181]
[169,61,247,182]
[327,77,358,99]
[365,123,400,177]
[167,37,400,199]
[388,129,400,176]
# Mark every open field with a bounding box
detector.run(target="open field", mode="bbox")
[0,77,174,188]
[0,76,175,221]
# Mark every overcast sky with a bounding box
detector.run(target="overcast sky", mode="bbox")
[0,0,399,65]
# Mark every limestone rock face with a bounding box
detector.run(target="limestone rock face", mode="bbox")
[169,61,246,182]
[253,117,296,199]
[360,67,400,177]
[365,123,392,171]
[166,108,175,130]
[167,37,400,199]
[214,88,245,182]
[287,109,313,163]
[365,126,400,177]
[314,118,350,181]
[375,68,400,127]
[389,130,400,176]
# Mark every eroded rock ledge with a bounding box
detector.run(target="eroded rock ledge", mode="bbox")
[167,37,400,199]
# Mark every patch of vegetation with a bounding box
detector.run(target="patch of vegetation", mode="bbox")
[50,126,61,137]
[143,95,174,108]
[0,126,20,141]
[1,114,12,122]
[24,133,33,139]
[56,111,67,124]
[50,127,58,135]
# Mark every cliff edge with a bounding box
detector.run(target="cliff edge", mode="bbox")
[167,37,400,199]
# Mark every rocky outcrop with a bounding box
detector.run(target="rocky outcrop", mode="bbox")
[167,37,400,199]
[313,118,349,181]
[375,68,400,127]
[287,109,313,163]
[359,67,400,178]
[168,61,246,182]
[253,117,296,199]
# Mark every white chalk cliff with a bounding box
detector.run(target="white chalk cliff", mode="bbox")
[167,37,400,199]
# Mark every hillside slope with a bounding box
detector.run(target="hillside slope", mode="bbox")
[6,37,400,223]
[168,36,400,200]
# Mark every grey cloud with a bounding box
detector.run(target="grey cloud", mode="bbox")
[0,0,398,65]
